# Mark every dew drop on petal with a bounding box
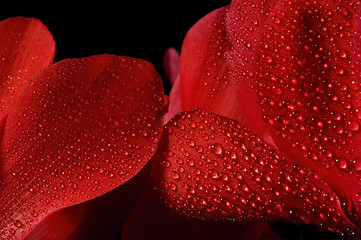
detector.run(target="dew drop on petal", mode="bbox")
[335,158,348,170]
[353,157,361,171]
[211,143,223,156]
[348,120,359,132]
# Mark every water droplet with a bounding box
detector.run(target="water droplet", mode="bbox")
[234,171,243,181]
[353,157,361,171]
[31,210,38,217]
[70,182,78,189]
[228,150,237,160]
[209,170,220,179]
[335,125,344,134]
[169,182,177,191]
[335,158,348,170]
[211,143,223,156]
[343,101,351,109]
[332,111,341,121]
[188,120,196,128]
[252,19,259,26]
[337,5,349,17]
[187,139,195,147]
[355,108,361,119]
[356,193,361,202]
[335,65,345,75]
[242,184,250,193]
[163,160,171,168]
[14,220,22,228]
[9,228,16,235]
[265,174,272,182]
[171,171,180,180]
[260,54,273,63]
[348,120,359,131]
[271,17,281,24]
[194,145,202,154]
[336,48,348,59]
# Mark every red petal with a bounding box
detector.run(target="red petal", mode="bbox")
[27,164,151,240]
[163,76,182,124]
[152,109,357,235]
[0,17,55,116]
[25,205,86,240]
[354,3,361,82]
[163,47,180,85]
[251,0,361,222]
[66,163,151,240]
[226,0,278,86]
[179,6,244,123]
[224,0,279,137]
[122,183,282,240]
[226,0,279,52]
[0,55,167,239]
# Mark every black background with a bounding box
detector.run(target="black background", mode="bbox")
[2,1,227,93]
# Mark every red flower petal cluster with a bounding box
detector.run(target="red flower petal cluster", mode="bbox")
[157,0,361,238]
[2,0,361,239]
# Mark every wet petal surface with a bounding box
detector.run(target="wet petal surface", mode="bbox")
[153,109,356,235]
[180,7,244,123]
[250,0,361,223]
[0,55,167,239]
[224,0,279,136]
[0,17,55,117]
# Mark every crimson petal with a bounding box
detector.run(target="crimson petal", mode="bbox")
[163,47,180,85]
[0,17,55,117]
[152,109,357,235]
[122,182,283,240]
[224,0,279,137]
[25,204,85,240]
[65,163,151,240]
[26,164,151,240]
[226,0,279,53]
[0,55,167,239]
[179,6,244,123]
[250,0,361,223]
[163,76,182,124]
[354,3,361,83]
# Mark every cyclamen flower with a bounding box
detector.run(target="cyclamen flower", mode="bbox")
[154,0,361,238]
[2,0,361,239]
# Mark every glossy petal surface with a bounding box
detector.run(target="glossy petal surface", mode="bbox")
[153,109,356,235]
[226,0,279,53]
[224,0,279,136]
[180,7,244,123]
[0,17,55,117]
[252,0,361,222]
[0,55,167,239]
[354,2,361,83]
